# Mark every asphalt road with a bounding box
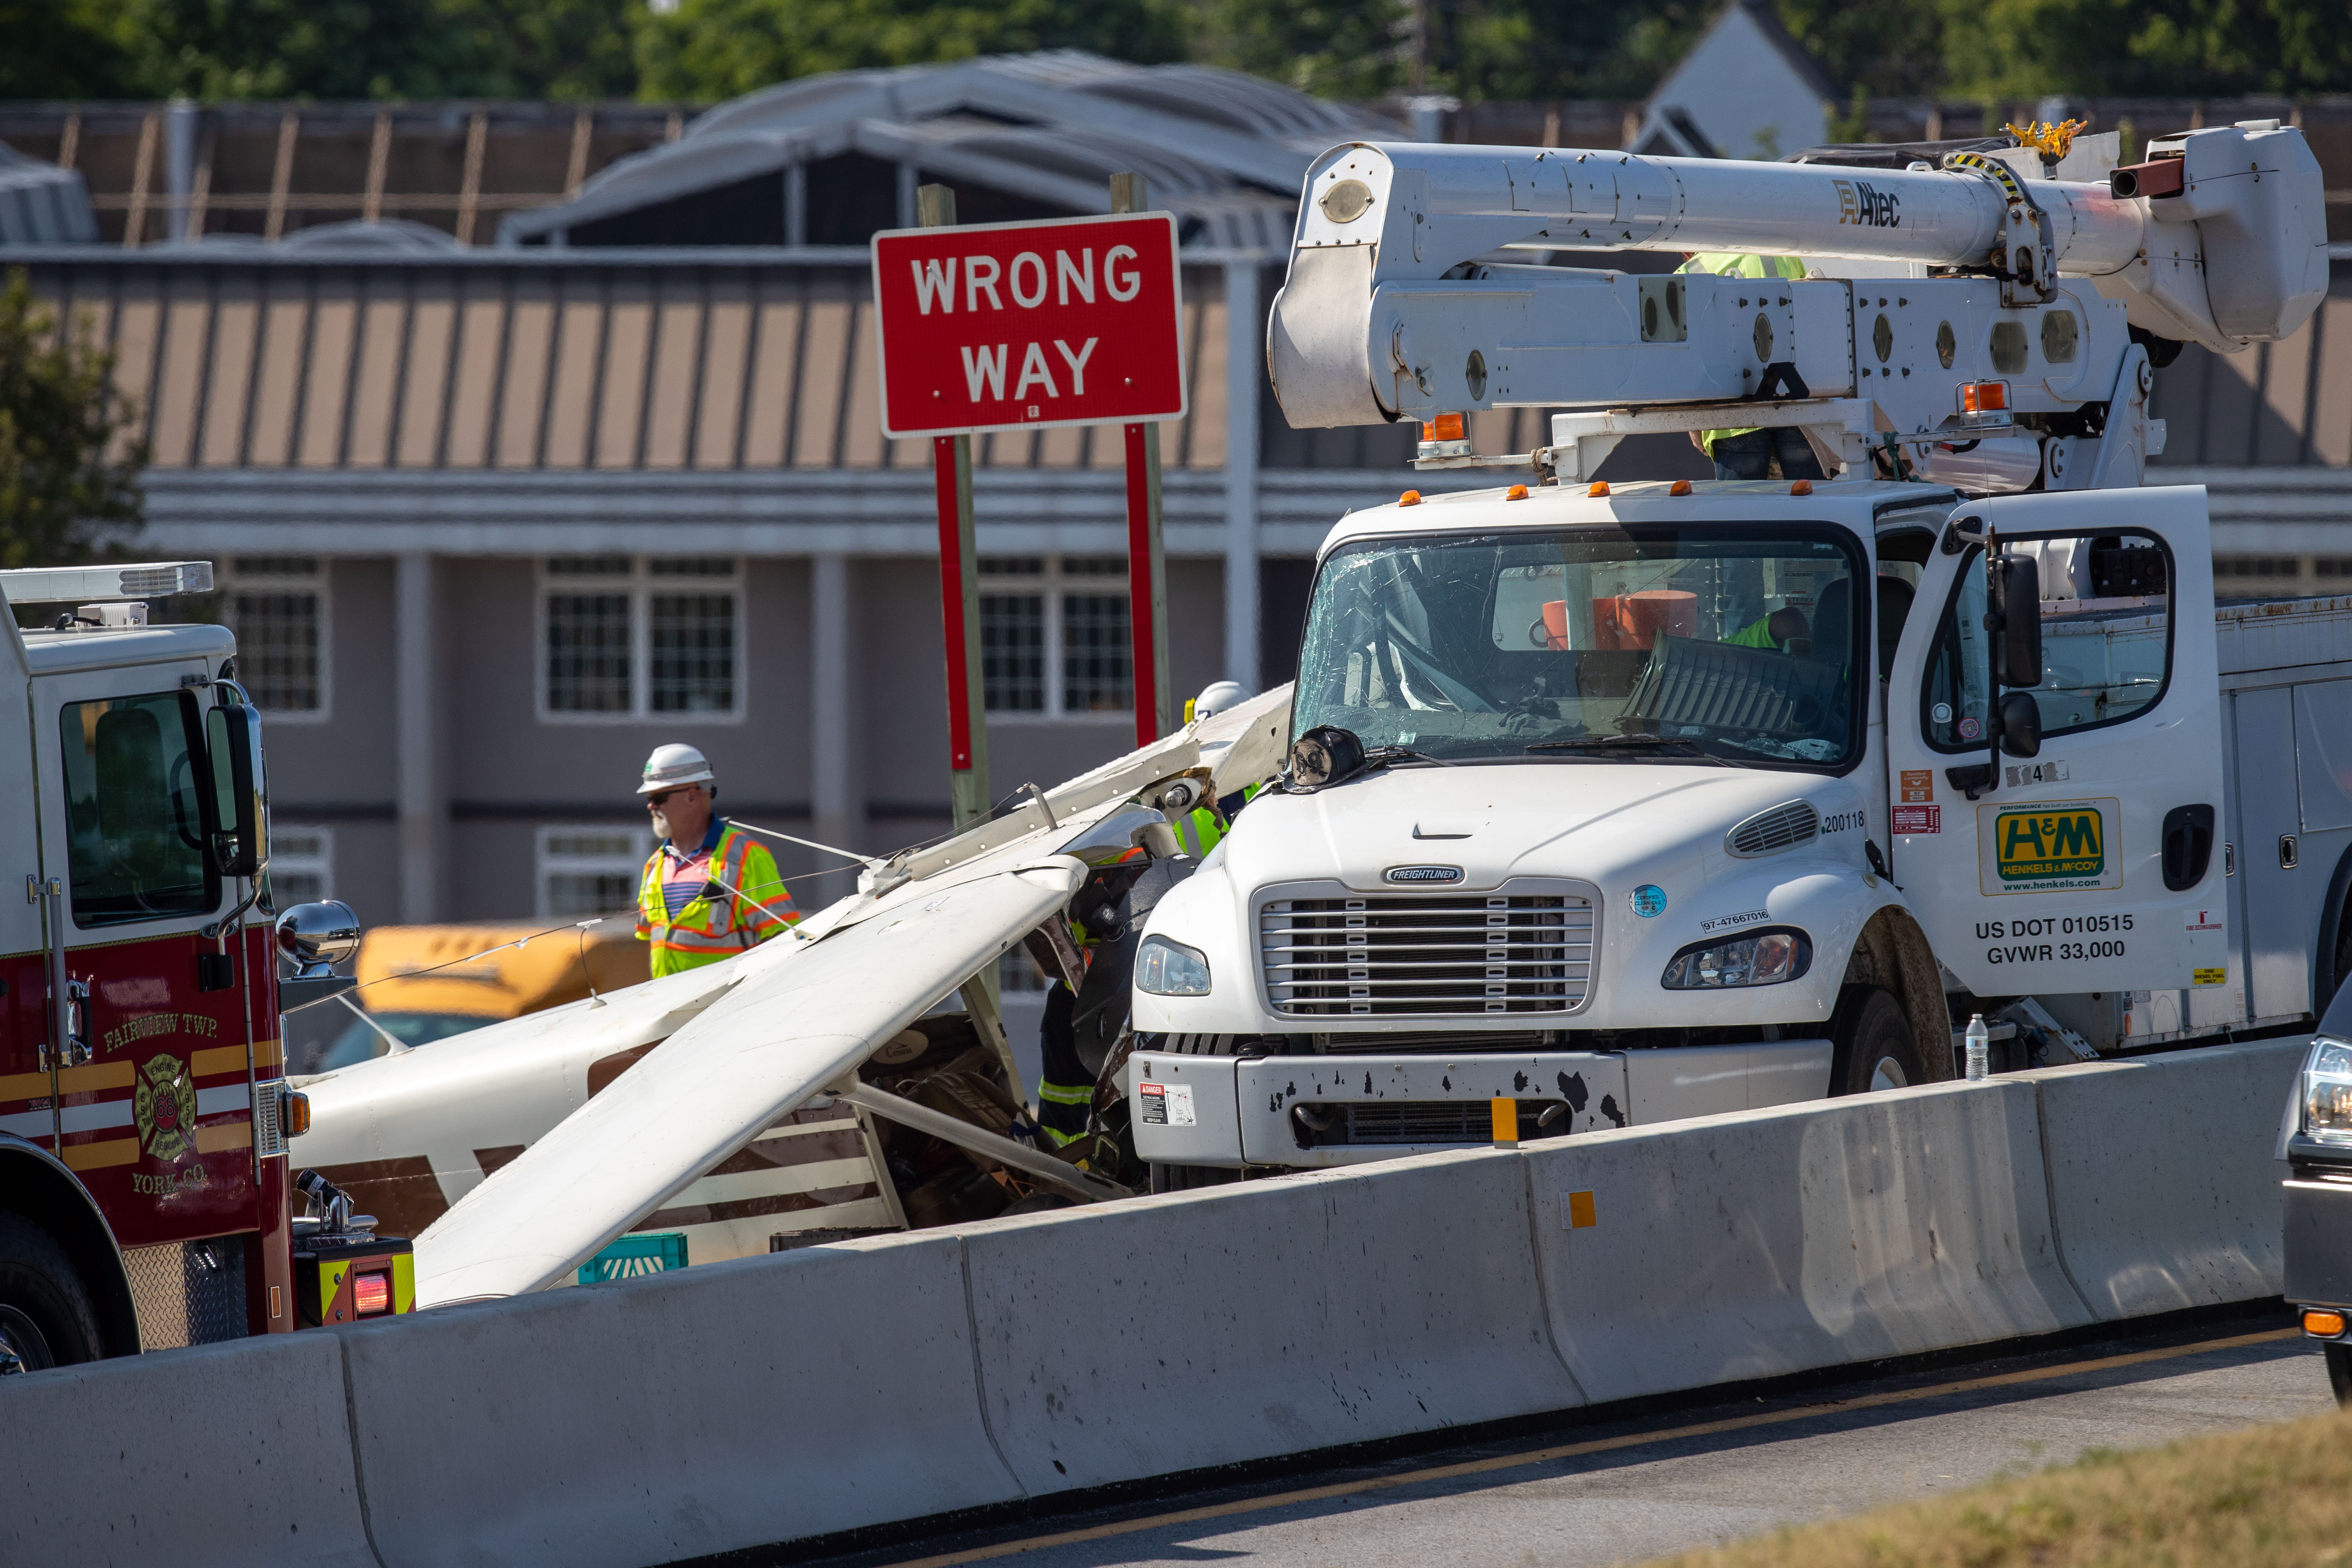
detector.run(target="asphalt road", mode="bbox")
[787,1310,2333,1568]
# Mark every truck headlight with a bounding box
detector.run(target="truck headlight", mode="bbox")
[1661,929,1810,989]
[2304,1039,2352,1145]
[1137,936,1212,996]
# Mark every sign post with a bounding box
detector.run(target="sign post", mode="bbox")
[872,199,1189,763]
[913,184,992,835]
[1110,172,1172,746]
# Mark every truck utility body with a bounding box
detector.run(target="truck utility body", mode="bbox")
[1127,122,2336,1175]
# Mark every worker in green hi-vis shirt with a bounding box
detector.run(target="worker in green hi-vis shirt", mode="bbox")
[1677,252,1825,483]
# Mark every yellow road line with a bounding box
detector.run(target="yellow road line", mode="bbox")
[880,1327,2303,1568]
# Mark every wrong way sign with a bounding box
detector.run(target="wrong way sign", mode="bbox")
[872,212,1186,439]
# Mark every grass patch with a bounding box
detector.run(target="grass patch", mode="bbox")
[1646,1404,2352,1568]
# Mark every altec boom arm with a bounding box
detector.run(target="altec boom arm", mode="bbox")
[1268,126,2327,480]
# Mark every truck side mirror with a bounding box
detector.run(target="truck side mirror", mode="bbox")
[1998,691,2042,758]
[204,696,269,879]
[1989,554,2043,687]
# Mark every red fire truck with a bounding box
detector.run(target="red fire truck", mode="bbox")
[0,561,405,1373]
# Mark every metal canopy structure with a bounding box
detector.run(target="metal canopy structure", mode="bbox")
[496,51,1399,252]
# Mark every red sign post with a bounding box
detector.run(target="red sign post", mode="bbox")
[875,207,1187,768]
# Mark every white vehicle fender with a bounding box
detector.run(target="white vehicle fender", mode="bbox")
[1131,859,1263,1036]
[1636,863,1886,1022]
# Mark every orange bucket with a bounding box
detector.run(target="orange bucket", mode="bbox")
[1591,590,1697,650]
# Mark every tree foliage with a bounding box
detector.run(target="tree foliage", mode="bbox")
[0,0,2342,109]
[1938,0,2352,101]
[634,0,1187,102]
[0,271,146,572]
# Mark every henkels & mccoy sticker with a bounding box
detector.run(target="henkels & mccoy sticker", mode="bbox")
[1976,798,2123,894]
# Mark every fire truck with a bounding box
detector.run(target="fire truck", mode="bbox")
[0,562,406,1373]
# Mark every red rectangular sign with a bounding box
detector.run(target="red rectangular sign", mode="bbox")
[872,212,1187,439]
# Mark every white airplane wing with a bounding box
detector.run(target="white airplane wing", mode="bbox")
[309,684,1295,1305]
[414,850,1087,1304]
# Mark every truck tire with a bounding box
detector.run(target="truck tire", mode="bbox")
[2329,1343,2352,1407]
[0,1212,103,1373]
[1829,985,1927,1096]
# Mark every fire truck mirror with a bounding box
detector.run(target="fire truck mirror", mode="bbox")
[203,700,267,879]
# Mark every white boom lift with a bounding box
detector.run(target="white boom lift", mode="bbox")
[1269,122,2325,486]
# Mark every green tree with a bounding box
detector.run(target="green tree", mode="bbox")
[1939,0,2352,101]
[0,0,147,98]
[635,0,1187,103]
[1184,0,1408,101]
[62,0,643,102]
[0,271,146,573]
[1776,0,1941,100]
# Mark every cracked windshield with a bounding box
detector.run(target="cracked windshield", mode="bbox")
[1293,527,1865,767]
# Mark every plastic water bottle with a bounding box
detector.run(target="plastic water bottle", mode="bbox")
[1965,1014,1991,1081]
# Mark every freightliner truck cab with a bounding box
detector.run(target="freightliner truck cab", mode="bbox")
[1129,478,2224,1176]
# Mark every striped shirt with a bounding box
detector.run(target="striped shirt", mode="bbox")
[660,820,725,918]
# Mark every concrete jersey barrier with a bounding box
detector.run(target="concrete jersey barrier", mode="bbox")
[2034,1035,2309,1320]
[0,1328,374,1568]
[961,1147,1584,1494]
[0,1049,2311,1565]
[342,1230,1019,1568]
[1523,1079,2092,1404]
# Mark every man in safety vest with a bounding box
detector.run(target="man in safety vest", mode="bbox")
[634,743,797,977]
[1677,252,1826,483]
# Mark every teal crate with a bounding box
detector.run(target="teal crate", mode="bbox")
[578,1232,688,1284]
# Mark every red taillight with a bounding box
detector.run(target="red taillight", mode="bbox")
[1961,381,2009,414]
[353,1269,392,1317]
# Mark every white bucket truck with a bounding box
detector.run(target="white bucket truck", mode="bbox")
[1129,123,2342,1181]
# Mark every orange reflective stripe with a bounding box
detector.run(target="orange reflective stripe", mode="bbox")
[636,824,797,955]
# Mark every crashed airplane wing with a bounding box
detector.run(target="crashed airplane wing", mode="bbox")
[415,850,1086,1304]
[302,686,1292,1305]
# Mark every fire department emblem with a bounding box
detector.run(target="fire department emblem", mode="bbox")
[134,1054,198,1165]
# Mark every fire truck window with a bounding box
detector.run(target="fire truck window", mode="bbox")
[59,692,219,927]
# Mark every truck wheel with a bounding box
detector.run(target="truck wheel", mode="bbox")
[1829,986,1926,1096]
[0,1213,102,1373]
[2328,1343,2352,1407]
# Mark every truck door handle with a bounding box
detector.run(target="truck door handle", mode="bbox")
[2161,805,2216,890]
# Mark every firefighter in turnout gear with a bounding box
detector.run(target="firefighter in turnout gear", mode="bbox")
[634,744,798,977]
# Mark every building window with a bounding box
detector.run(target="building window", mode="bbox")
[267,827,334,909]
[979,557,1130,718]
[540,558,742,722]
[537,825,653,919]
[224,557,328,719]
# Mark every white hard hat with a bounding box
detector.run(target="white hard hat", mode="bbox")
[638,742,715,794]
[1192,681,1250,722]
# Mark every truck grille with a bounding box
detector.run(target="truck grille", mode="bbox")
[1259,884,1594,1018]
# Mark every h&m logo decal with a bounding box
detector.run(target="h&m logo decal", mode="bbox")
[1384,865,1464,884]
[1996,806,2104,882]
[1834,178,1901,228]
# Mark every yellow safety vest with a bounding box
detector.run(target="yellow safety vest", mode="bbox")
[1680,252,1810,452]
[635,823,797,978]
